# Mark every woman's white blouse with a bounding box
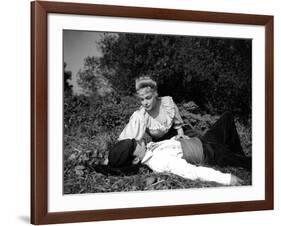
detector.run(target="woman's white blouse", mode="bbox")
[118,96,184,141]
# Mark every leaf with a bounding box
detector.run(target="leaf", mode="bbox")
[68,153,76,161]
[75,165,85,170]
[145,177,157,186]
[74,169,84,176]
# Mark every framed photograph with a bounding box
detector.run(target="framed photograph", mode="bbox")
[31,1,274,225]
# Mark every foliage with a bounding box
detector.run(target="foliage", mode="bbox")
[76,57,100,95]
[79,33,252,122]
[64,62,73,96]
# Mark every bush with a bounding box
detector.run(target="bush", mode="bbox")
[94,33,252,122]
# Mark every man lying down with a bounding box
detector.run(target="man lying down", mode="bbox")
[92,112,251,186]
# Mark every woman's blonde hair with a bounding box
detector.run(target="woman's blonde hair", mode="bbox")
[135,76,157,92]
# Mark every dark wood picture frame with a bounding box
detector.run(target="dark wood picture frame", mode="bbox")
[31,0,274,224]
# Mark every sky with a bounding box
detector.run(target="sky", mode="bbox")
[63,30,103,94]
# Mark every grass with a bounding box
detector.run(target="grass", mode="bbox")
[63,96,252,194]
[64,164,251,194]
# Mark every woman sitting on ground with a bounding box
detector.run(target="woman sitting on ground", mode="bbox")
[118,76,187,142]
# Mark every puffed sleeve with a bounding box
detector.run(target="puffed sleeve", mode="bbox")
[170,98,184,130]
[118,109,148,141]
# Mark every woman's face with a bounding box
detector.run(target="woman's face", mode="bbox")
[137,87,157,112]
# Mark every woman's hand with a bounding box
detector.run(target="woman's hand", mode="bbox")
[175,128,190,140]
[175,134,190,140]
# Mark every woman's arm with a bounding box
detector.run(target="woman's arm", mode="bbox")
[176,127,184,136]
[175,127,190,140]
[169,97,190,139]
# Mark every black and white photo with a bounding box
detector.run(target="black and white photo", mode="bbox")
[63,30,252,194]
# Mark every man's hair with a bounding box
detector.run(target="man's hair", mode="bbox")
[108,139,137,167]
[91,139,140,176]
